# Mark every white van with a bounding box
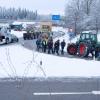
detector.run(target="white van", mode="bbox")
[0,27,18,44]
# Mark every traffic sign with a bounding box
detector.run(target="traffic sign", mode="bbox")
[52,15,60,20]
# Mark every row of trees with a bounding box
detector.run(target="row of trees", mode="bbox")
[65,0,100,34]
[0,7,37,20]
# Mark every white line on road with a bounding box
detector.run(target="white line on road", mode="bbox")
[33,91,100,96]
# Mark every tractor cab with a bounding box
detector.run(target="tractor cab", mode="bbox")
[78,31,97,45]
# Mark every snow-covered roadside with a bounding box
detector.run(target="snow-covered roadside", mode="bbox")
[0,27,99,78]
[0,44,100,78]
[52,27,68,33]
[0,44,44,78]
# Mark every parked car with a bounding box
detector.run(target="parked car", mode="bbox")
[0,27,19,44]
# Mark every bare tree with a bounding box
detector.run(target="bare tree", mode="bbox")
[91,0,100,33]
[65,0,84,34]
[83,0,94,15]
[65,0,99,33]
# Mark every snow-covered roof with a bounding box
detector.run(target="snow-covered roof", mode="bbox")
[12,21,36,25]
[82,31,92,33]
[81,31,97,34]
[0,23,9,27]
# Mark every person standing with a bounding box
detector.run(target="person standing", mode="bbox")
[42,38,47,53]
[36,38,41,51]
[47,37,53,54]
[54,40,60,55]
[61,39,66,55]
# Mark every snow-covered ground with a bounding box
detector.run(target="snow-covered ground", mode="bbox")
[0,27,100,78]
[52,27,68,33]
[0,44,100,78]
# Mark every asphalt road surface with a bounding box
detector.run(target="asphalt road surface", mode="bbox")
[0,78,100,100]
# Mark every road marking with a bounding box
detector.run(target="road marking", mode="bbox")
[33,91,100,96]
[92,91,100,95]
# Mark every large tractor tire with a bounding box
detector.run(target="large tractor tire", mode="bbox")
[78,42,89,57]
[67,43,77,55]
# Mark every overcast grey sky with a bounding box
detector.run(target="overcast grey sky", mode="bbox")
[0,0,67,15]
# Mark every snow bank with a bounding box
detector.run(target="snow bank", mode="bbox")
[0,44,44,78]
[0,44,100,78]
[52,27,68,33]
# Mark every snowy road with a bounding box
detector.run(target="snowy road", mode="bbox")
[0,78,100,100]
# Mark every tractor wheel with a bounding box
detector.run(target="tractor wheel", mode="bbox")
[67,43,77,55]
[78,42,89,57]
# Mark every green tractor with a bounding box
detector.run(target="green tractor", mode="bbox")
[67,31,100,58]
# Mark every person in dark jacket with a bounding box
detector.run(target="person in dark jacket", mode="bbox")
[42,39,47,53]
[36,38,41,51]
[61,39,66,55]
[54,40,60,55]
[47,38,53,54]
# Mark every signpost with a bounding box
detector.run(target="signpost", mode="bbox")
[52,15,61,26]
[52,15,60,21]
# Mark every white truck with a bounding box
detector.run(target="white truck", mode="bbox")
[0,27,18,44]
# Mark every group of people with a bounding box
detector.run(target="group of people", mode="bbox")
[36,37,66,55]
